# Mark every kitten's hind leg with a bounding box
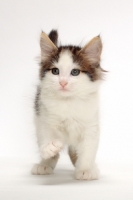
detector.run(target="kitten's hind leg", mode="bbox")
[31,153,59,175]
[68,146,77,167]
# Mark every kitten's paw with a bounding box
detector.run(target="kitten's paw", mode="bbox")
[75,167,99,180]
[40,140,63,159]
[31,164,53,175]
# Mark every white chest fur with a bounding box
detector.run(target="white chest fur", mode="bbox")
[39,93,99,144]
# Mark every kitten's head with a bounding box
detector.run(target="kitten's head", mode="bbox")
[39,30,104,99]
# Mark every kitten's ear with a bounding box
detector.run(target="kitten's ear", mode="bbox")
[48,30,58,46]
[80,36,102,64]
[40,31,58,60]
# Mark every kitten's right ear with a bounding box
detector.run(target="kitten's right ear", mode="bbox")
[40,31,58,60]
[48,30,58,46]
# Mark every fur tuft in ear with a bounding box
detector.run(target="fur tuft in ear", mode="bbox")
[40,31,58,60]
[48,30,58,46]
[80,36,102,64]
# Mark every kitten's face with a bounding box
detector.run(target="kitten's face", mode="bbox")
[39,30,103,98]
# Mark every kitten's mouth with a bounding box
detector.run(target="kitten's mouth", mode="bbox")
[59,87,69,92]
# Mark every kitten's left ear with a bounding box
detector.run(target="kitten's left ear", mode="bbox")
[40,31,58,60]
[80,36,102,64]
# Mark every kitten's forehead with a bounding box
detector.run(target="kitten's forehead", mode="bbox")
[54,50,79,71]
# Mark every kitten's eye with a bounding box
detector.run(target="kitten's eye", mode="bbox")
[52,68,59,75]
[71,69,80,76]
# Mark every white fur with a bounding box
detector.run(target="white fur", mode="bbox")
[32,50,101,180]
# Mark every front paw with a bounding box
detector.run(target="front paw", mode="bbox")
[75,167,99,180]
[40,140,63,159]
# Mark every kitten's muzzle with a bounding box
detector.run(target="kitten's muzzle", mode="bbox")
[59,80,68,88]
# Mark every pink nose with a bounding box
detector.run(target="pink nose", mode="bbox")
[59,80,68,87]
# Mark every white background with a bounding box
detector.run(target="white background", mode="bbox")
[0,0,133,199]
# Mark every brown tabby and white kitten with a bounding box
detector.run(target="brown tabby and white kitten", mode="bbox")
[32,30,104,180]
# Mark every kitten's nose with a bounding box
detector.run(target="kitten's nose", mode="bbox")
[59,80,68,87]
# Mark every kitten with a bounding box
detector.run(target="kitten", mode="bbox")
[32,30,104,180]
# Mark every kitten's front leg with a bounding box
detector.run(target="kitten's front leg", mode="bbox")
[32,139,63,175]
[35,120,64,159]
[40,139,63,159]
[75,126,100,180]
[32,121,63,175]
